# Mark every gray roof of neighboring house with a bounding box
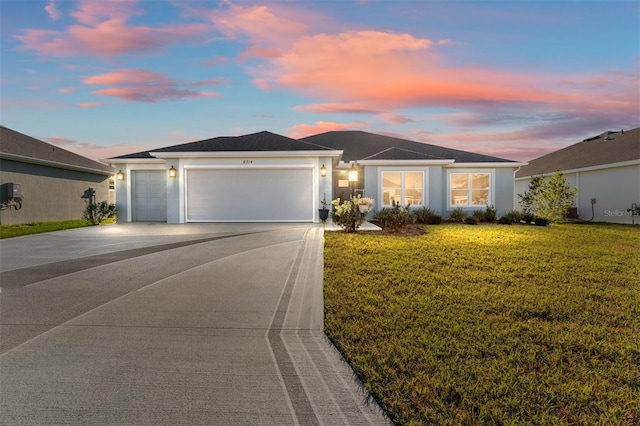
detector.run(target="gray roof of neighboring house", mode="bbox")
[515,128,640,178]
[0,126,114,175]
[111,131,332,159]
[301,130,516,163]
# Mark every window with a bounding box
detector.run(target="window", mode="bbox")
[450,173,490,207]
[381,171,424,206]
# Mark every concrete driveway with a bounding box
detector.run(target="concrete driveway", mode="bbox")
[0,223,390,425]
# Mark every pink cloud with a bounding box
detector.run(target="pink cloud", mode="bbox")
[58,87,75,94]
[238,46,282,62]
[294,103,380,114]
[15,0,210,57]
[45,0,61,21]
[83,68,222,103]
[288,121,367,139]
[201,2,318,48]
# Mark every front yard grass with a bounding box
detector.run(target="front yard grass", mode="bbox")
[0,218,115,239]
[324,223,640,425]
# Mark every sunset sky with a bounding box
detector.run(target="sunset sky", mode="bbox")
[1,0,638,162]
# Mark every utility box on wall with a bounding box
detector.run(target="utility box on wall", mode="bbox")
[7,182,23,199]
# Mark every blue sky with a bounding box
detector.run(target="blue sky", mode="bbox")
[1,0,638,161]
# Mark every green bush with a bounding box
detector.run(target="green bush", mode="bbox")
[498,215,512,224]
[448,207,466,222]
[373,201,412,231]
[84,201,116,225]
[504,209,523,223]
[413,207,441,224]
[463,216,478,225]
[472,209,485,222]
[484,204,497,222]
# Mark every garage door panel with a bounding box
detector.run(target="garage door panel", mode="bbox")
[187,168,313,222]
[133,171,167,222]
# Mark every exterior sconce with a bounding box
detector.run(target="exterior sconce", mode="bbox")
[116,170,125,181]
[169,165,177,178]
[320,164,327,177]
[348,163,358,182]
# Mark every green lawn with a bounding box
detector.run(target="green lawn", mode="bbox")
[0,218,114,239]
[324,223,640,425]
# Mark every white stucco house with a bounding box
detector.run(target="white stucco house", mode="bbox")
[515,128,640,224]
[106,130,525,223]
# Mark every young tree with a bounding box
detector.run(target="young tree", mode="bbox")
[518,175,544,218]
[535,171,577,223]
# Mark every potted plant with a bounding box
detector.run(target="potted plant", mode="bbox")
[356,196,374,213]
[319,193,330,222]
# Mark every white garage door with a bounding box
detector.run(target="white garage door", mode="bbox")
[133,170,167,222]
[186,167,314,222]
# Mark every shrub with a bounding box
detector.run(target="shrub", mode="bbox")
[413,207,439,224]
[448,207,466,222]
[84,201,116,225]
[331,197,364,233]
[522,212,535,224]
[484,204,497,222]
[518,172,578,223]
[463,216,478,225]
[498,216,512,224]
[427,215,443,225]
[373,201,412,232]
[535,217,550,226]
[472,209,486,222]
[504,209,523,223]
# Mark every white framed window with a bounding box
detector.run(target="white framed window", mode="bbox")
[449,172,491,207]
[381,171,424,206]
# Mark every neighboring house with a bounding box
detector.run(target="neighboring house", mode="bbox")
[0,126,115,225]
[515,128,640,224]
[107,130,524,223]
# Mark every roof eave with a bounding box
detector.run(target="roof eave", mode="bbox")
[515,159,640,179]
[1,152,114,176]
[445,162,528,168]
[355,159,455,166]
[149,150,344,159]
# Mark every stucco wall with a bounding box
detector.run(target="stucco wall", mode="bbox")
[515,164,640,224]
[0,159,111,225]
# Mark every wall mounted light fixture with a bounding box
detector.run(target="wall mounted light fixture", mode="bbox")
[348,163,358,182]
[116,170,125,181]
[169,165,177,178]
[320,164,327,177]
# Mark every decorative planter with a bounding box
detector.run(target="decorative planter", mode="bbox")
[318,208,330,221]
[358,204,370,213]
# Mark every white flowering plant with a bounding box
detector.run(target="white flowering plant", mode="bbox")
[331,196,365,233]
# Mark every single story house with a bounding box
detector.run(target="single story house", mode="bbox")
[515,128,640,224]
[0,126,115,225]
[106,130,525,223]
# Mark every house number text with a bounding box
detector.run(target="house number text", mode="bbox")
[242,160,253,164]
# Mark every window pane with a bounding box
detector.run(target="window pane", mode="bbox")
[382,172,401,187]
[382,172,402,205]
[451,190,468,205]
[451,174,469,189]
[405,172,422,189]
[406,189,423,205]
[471,189,489,205]
[472,173,490,189]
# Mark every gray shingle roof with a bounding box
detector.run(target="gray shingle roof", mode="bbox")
[112,131,331,159]
[0,126,114,174]
[515,128,640,178]
[362,147,444,161]
[301,131,516,163]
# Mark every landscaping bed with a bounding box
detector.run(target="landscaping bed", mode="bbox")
[324,223,640,424]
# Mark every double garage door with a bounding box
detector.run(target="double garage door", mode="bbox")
[186,167,314,222]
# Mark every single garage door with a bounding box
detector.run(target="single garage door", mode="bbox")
[186,167,314,222]
[133,170,167,222]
